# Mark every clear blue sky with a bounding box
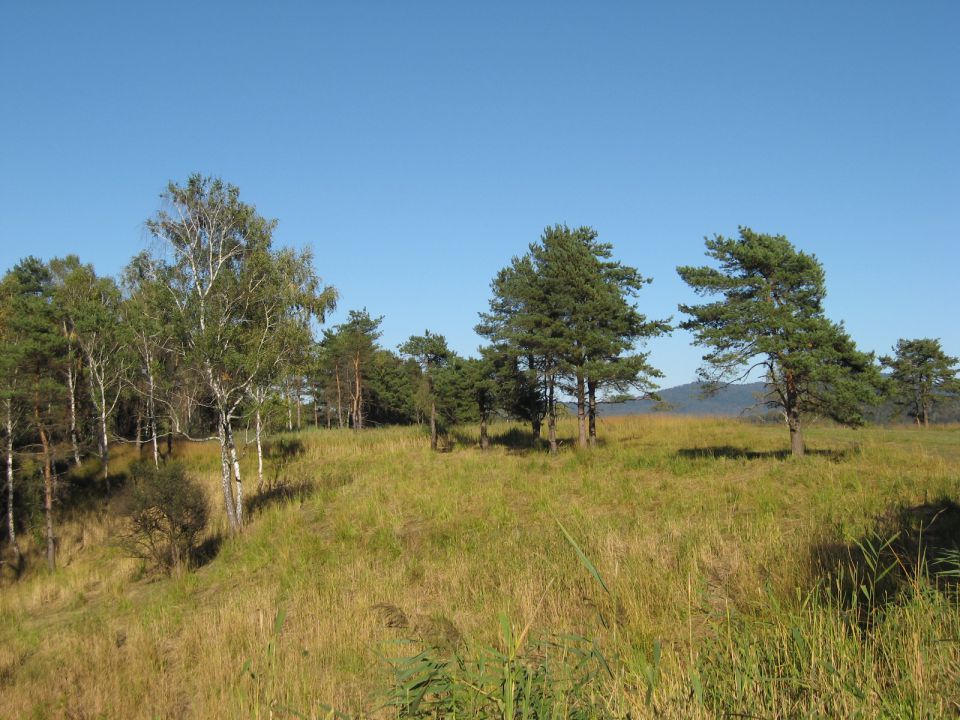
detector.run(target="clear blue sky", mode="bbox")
[1,2,957,388]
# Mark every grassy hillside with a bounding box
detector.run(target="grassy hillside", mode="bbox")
[1,417,958,718]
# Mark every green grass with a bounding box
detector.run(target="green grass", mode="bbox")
[0,416,958,718]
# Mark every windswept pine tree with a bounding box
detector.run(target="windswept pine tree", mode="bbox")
[880,338,959,426]
[678,227,882,456]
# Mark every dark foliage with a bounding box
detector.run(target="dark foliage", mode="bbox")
[120,461,208,573]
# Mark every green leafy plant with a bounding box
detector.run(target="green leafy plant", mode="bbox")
[120,461,208,573]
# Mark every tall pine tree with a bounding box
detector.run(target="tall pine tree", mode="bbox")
[880,338,959,426]
[678,227,881,456]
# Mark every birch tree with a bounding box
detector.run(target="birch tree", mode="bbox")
[247,253,335,491]
[146,175,331,532]
[50,257,128,479]
[121,253,177,468]
[46,258,84,467]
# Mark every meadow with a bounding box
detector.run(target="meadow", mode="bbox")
[0,416,958,719]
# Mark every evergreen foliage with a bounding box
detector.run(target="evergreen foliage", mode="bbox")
[399,331,452,451]
[677,227,883,456]
[880,338,960,426]
[0,176,951,577]
[478,225,668,452]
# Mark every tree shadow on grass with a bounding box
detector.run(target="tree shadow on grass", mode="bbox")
[261,437,306,488]
[450,426,595,454]
[263,437,305,461]
[247,480,316,516]
[448,426,539,453]
[247,463,356,515]
[57,459,132,521]
[808,497,960,625]
[192,533,225,569]
[677,445,851,462]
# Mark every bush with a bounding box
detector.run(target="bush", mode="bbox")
[121,461,208,573]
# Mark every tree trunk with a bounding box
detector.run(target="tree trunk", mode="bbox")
[218,419,239,533]
[255,407,264,493]
[788,410,805,457]
[87,366,103,462]
[430,399,438,451]
[352,352,364,430]
[312,384,320,428]
[5,400,21,566]
[531,417,541,439]
[226,422,244,528]
[65,348,81,467]
[166,420,173,458]
[99,383,109,480]
[295,381,302,431]
[576,371,587,449]
[37,418,56,570]
[335,366,344,429]
[135,410,143,457]
[147,365,159,468]
[587,379,598,448]
[480,412,490,450]
[547,373,558,456]
[286,385,293,432]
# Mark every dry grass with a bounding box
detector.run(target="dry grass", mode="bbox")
[0,416,958,718]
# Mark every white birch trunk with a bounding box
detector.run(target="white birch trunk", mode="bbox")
[227,422,243,527]
[286,385,293,432]
[66,353,81,466]
[218,419,239,533]
[255,407,264,492]
[87,363,102,458]
[295,381,302,431]
[335,366,343,429]
[147,361,159,468]
[5,400,20,563]
[99,381,109,480]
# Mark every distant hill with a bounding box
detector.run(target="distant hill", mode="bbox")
[573,382,775,418]
[579,381,960,423]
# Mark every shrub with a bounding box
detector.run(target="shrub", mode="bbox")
[121,461,208,573]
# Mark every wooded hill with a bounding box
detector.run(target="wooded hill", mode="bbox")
[587,382,960,422]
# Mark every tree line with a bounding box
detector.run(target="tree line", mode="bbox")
[2,175,957,572]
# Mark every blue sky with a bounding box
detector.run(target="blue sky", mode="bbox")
[1,2,957,387]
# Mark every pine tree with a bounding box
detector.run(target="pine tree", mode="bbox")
[399,332,451,451]
[5,259,65,568]
[478,225,667,452]
[880,338,959,426]
[678,227,882,456]
[0,273,24,568]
